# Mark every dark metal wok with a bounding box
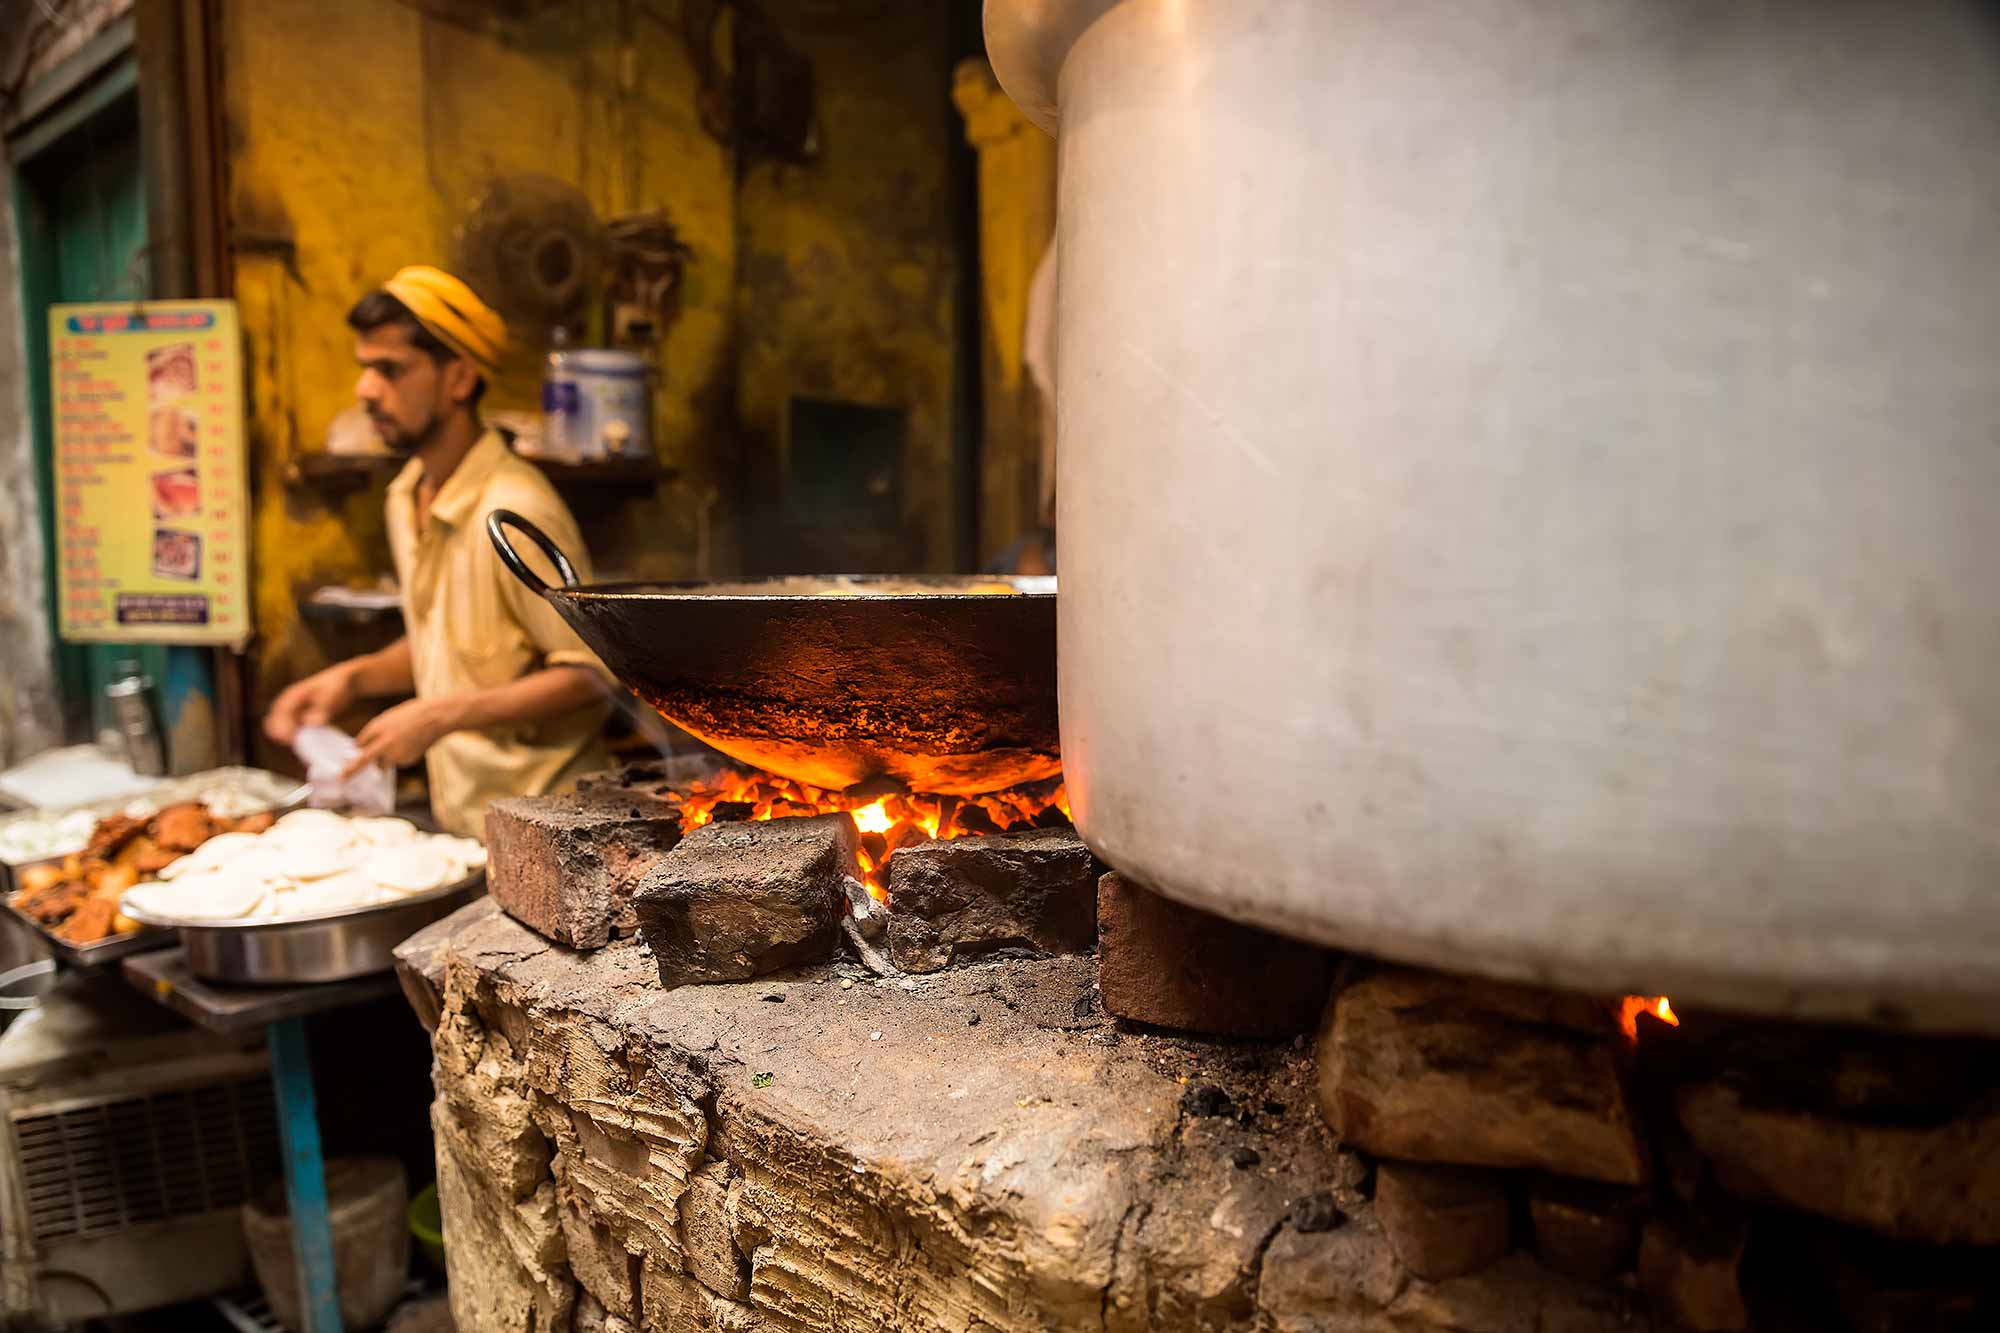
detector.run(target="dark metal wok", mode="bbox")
[488,510,1059,794]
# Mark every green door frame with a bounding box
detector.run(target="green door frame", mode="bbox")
[8,31,217,763]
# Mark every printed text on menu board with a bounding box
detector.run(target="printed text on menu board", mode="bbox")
[50,301,251,647]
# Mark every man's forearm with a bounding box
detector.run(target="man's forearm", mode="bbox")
[343,637,416,698]
[447,664,607,734]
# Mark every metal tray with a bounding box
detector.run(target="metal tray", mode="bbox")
[0,767,309,896]
[0,906,174,970]
[122,871,486,986]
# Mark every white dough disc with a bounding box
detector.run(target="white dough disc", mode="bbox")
[157,831,262,880]
[137,870,267,922]
[359,842,457,894]
[272,833,360,881]
[349,816,423,846]
[269,809,352,840]
[275,872,383,919]
[433,836,487,876]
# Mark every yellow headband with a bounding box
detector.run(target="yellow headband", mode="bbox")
[380,265,509,373]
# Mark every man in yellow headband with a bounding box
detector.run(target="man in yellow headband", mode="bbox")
[263,267,611,836]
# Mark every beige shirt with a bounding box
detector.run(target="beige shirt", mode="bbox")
[385,430,610,837]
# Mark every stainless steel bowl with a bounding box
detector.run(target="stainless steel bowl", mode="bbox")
[123,873,485,985]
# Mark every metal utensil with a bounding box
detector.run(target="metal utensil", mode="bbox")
[121,873,485,985]
[487,509,1059,794]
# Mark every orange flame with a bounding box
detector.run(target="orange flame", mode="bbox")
[669,770,1069,903]
[1617,994,1680,1041]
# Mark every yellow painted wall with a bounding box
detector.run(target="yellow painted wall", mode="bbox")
[953,58,1055,564]
[734,0,961,572]
[218,0,738,767]
[215,0,991,770]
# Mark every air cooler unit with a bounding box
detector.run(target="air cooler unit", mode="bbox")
[0,971,279,1321]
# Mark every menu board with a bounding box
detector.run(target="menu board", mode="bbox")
[49,300,250,646]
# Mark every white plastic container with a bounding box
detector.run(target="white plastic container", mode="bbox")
[542,347,651,461]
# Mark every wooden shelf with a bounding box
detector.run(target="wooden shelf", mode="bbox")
[287,451,670,498]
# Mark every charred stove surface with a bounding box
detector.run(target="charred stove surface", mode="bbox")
[405,902,1640,1332]
[445,775,2000,1332]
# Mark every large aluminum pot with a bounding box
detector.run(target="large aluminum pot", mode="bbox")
[988,0,2000,1031]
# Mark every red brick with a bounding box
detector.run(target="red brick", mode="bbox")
[484,783,683,949]
[632,814,853,987]
[1373,1161,1512,1281]
[1315,966,1648,1186]
[1096,873,1331,1038]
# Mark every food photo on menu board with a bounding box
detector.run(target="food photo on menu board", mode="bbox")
[51,300,248,646]
[148,404,199,459]
[150,467,201,520]
[146,341,197,401]
[151,528,203,582]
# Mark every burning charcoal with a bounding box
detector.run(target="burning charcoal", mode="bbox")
[486,785,684,949]
[858,829,889,866]
[633,814,854,987]
[1675,1078,2000,1245]
[1096,873,1331,1038]
[883,828,1096,974]
[1314,966,1648,1185]
[1525,1174,1644,1281]
[1638,1204,1750,1332]
[954,805,1001,836]
[880,820,931,857]
[710,801,756,823]
[1374,1161,1512,1282]
[1181,1082,1234,1119]
[1287,1192,1344,1234]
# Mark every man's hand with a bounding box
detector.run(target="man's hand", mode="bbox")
[343,696,465,776]
[264,664,359,745]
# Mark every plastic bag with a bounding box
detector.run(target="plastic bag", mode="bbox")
[292,725,394,816]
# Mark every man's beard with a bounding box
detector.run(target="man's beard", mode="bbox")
[372,408,441,455]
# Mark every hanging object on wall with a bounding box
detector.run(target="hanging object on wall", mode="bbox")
[603,210,693,351]
[676,0,818,165]
[451,174,608,347]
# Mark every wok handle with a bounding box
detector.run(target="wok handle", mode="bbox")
[486,509,581,597]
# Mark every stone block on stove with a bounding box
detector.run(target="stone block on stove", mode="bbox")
[1637,1206,1749,1332]
[485,782,684,949]
[1525,1175,1643,1281]
[1096,872,1331,1038]
[1372,1161,1512,1281]
[1794,1223,2000,1333]
[393,897,500,1032]
[884,828,1096,973]
[1314,966,1647,1185]
[1675,1079,2000,1246]
[632,813,853,987]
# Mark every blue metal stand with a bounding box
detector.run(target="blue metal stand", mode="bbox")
[268,1017,345,1333]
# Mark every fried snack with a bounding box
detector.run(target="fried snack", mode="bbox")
[152,803,216,853]
[93,863,139,898]
[54,896,118,945]
[84,814,147,861]
[14,862,66,896]
[12,800,282,944]
[132,838,179,875]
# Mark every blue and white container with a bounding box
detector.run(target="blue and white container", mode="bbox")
[542,347,651,461]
